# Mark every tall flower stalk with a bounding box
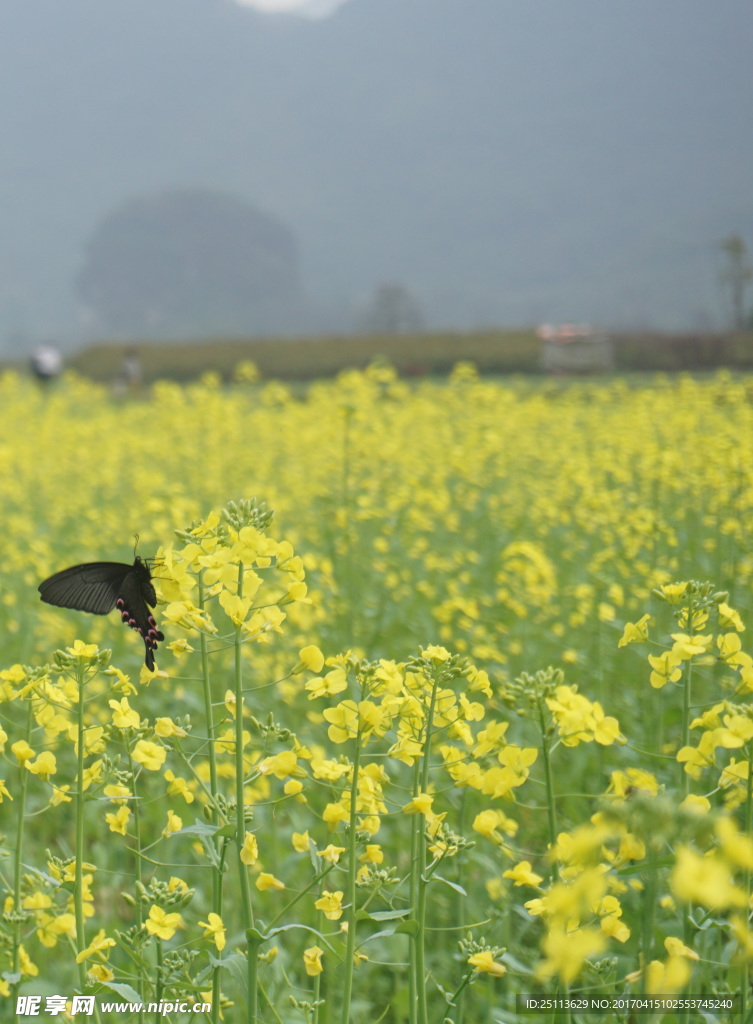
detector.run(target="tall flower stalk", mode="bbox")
[414,664,441,1024]
[233,567,258,1024]
[162,499,296,1021]
[52,642,110,1020]
[10,696,34,1021]
[338,723,362,1024]
[742,737,753,1024]
[198,572,223,1024]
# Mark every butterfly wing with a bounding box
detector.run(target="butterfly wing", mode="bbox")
[38,562,132,614]
[117,563,164,671]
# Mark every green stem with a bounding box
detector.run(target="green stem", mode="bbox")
[742,739,753,1022]
[640,849,657,997]
[680,596,694,799]
[199,574,220,815]
[172,743,227,821]
[125,751,143,902]
[267,863,335,931]
[234,565,257,1024]
[199,573,222,1024]
[444,970,474,1022]
[74,662,88,1014]
[154,938,163,1024]
[313,974,321,1024]
[537,701,559,879]
[258,978,284,1024]
[538,698,569,1024]
[416,668,441,1024]
[125,746,146,1021]
[681,658,693,801]
[313,908,324,1024]
[339,724,363,1024]
[11,699,33,1022]
[680,599,694,1024]
[456,790,468,1024]
[320,937,330,1024]
[408,758,420,1024]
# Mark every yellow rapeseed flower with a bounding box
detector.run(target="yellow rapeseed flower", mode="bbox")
[162,809,183,837]
[109,697,140,730]
[145,905,184,940]
[503,861,543,887]
[719,602,744,632]
[11,740,35,763]
[537,926,605,984]
[467,951,506,976]
[26,751,56,780]
[105,806,131,836]
[671,847,746,909]
[256,873,285,892]
[297,645,325,673]
[198,912,226,951]
[240,832,259,866]
[314,890,344,921]
[617,614,650,647]
[75,929,116,964]
[292,830,313,852]
[303,945,324,976]
[402,792,433,816]
[131,740,167,771]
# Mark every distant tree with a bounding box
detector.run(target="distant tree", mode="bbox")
[359,283,424,334]
[76,189,305,338]
[718,234,753,331]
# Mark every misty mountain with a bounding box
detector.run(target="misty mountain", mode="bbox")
[77,189,309,336]
[1,0,751,349]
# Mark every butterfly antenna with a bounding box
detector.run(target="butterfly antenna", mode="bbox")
[133,533,140,558]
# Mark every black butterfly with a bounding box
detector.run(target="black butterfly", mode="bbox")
[38,556,165,670]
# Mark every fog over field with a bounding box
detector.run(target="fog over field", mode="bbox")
[1,0,751,348]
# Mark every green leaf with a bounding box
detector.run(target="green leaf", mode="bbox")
[171,822,223,838]
[264,922,338,953]
[210,952,248,1002]
[23,865,61,889]
[199,837,224,871]
[357,908,411,922]
[368,909,412,921]
[102,981,143,1003]
[433,875,467,896]
[361,928,396,944]
[435,981,453,1004]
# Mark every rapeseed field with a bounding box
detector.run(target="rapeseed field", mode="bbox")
[1,363,752,1023]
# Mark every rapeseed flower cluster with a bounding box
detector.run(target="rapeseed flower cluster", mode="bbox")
[0,367,752,1020]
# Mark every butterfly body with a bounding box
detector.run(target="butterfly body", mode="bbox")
[39,556,164,670]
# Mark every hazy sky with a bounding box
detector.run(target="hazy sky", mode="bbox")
[2,0,751,341]
[234,0,350,16]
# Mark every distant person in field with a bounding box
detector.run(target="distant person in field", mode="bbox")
[30,343,62,385]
